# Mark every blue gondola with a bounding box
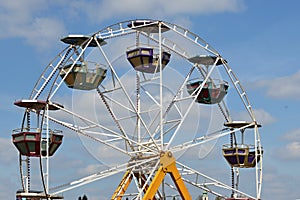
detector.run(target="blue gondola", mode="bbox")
[222,144,262,168]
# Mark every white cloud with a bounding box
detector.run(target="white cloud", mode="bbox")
[253,108,276,125]
[82,0,245,22]
[276,141,300,161]
[282,128,300,141]
[0,0,245,49]
[22,17,66,49]
[77,163,107,176]
[262,171,300,200]
[255,70,300,100]
[272,129,300,162]
[234,108,276,125]
[0,0,66,49]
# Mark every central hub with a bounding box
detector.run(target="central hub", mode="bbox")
[160,151,175,168]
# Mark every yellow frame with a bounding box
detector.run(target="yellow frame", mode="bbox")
[111,152,192,200]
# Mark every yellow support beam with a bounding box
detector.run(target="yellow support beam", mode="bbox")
[133,173,158,200]
[143,165,166,199]
[111,170,133,200]
[110,152,192,200]
[143,152,192,200]
[167,162,191,199]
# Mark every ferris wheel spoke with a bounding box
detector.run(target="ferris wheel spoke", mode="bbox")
[97,88,135,150]
[49,115,157,156]
[166,58,220,149]
[95,42,161,151]
[182,178,224,198]
[49,39,95,100]
[83,130,124,140]
[48,102,127,138]
[170,122,256,153]
[97,87,161,153]
[177,161,256,199]
[48,116,132,156]
[195,62,232,122]
[30,46,72,100]
[135,159,161,199]
[51,155,159,195]
[142,66,195,143]
[138,82,179,142]
[47,103,159,155]
[100,92,136,113]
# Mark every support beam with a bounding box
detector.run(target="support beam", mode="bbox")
[143,152,192,200]
[167,162,191,199]
[143,165,166,199]
[111,170,133,200]
[134,173,158,200]
[111,152,191,200]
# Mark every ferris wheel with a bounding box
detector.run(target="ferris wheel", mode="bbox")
[12,19,263,200]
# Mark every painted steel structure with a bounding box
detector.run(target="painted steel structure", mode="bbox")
[12,19,263,199]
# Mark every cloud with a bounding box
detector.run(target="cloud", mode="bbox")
[276,141,300,161]
[274,128,300,161]
[282,128,300,141]
[77,163,107,176]
[234,108,276,125]
[0,0,66,49]
[263,171,300,200]
[253,108,276,125]
[22,18,66,48]
[255,70,300,100]
[82,0,245,22]
[0,0,245,49]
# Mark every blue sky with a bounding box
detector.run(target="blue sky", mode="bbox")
[1,0,300,199]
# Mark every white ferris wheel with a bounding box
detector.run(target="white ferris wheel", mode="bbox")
[12,19,263,200]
